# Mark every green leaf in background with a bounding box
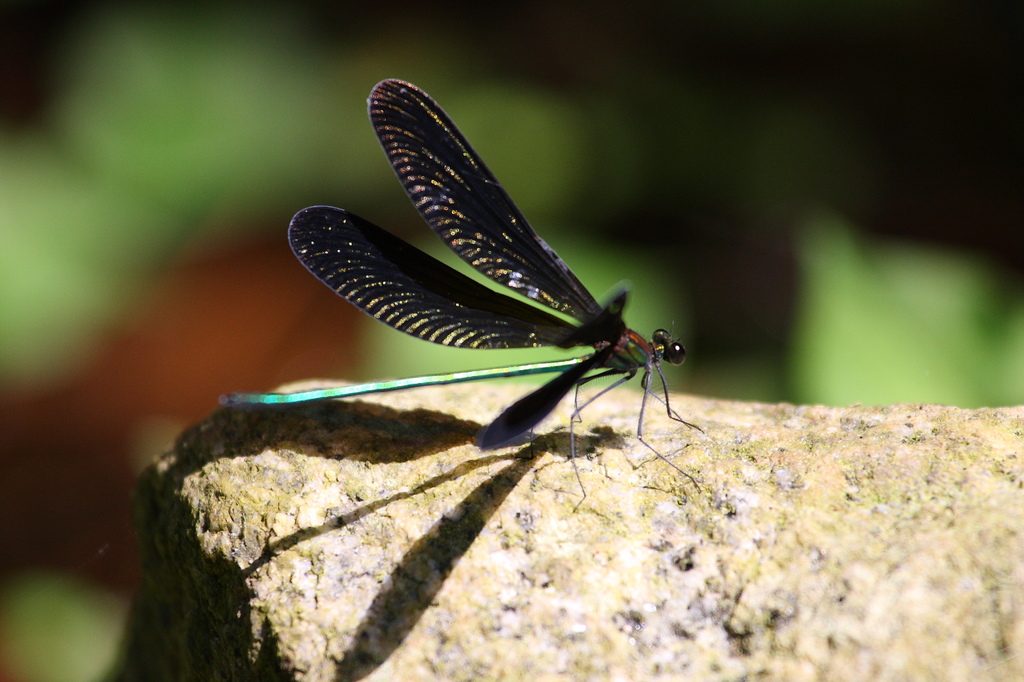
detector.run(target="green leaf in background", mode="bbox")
[0,572,127,682]
[51,5,335,219]
[0,135,168,388]
[791,215,1024,407]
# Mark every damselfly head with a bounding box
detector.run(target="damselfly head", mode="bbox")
[652,329,686,366]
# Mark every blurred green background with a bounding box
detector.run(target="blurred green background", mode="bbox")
[0,1,1021,679]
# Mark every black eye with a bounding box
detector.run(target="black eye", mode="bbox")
[652,329,686,366]
[664,342,686,366]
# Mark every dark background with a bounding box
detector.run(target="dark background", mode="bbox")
[0,2,1020,679]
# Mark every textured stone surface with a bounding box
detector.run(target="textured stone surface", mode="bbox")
[119,380,1024,681]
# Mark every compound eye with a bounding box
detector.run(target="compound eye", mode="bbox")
[665,341,686,366]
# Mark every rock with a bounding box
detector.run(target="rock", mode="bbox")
[118,380,1024,681]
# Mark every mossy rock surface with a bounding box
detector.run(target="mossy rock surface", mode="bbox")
[119,381,1024,681]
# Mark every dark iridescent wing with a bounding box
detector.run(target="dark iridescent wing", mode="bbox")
[476,347,612,449]
[289,206,576,349]
[369,79,602,324]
